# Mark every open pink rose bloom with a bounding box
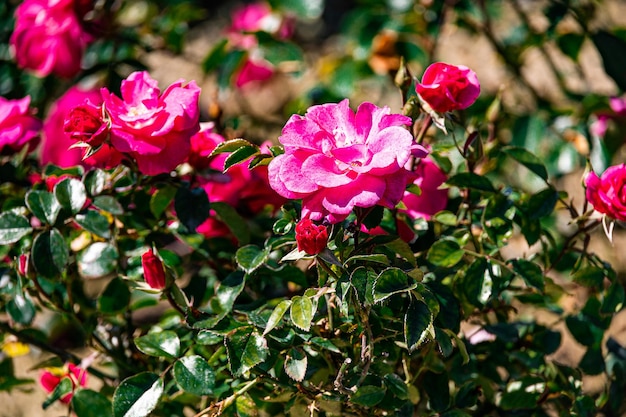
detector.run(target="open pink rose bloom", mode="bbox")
[101,71,201,175]
[585,164,626,222]
[269,99,427,223]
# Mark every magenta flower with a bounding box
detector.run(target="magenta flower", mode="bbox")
[295,218,328,255]
[401,158,448,220]
[235,57,275,89]
[416,62,480,113]
[39,363,87,404]
[101,71,201,175]
[41,86,123,169]
[269,99,425,223]
[228,2,294,48]
[0,96,41,154]
[585,164,626,222]
[10,0,90,78]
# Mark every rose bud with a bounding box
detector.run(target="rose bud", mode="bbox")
[63,102,109,147]
[295,218,328,255]
[142,248,167,290]
[17,254,29,277]
[416,62,480,113]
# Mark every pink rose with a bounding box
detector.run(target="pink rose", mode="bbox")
[585,164,626,221]
[0,96,41,154]
[187,122,225,171]
[63,101,108,146]
[268,99,426,223]
[295,218,328,255]
[101,71,201,175]
[10,0,90,78]
[235,57,275,89]
[416,62,480,113]
[401,158,448,220]
[39,363,87,404]
[142,248,166,290]
[41,86,123,169]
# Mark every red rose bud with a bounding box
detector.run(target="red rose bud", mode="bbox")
[295,218,328,255]
[416,62,480,113]
[17,254,28,277]
[63,102,108,146]
[142,249,167,290]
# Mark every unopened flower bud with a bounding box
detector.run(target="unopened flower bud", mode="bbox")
[63,102,108,146]
[142,248,167,290]
[295,219,328,255]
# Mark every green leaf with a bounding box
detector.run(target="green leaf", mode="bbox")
[405,298,433,352]
[0,212,31,244]
[462,258,491,306]
[212,271,245,317]
[384,373,408,400]
[235,245,270,274]
[309,337,341,354]
[502,146,548,181]
[26,190,61,225]
[579,347,605,375]
[135,331,181,359]
[98,277,131,313]
[225,327,268,377]
[351,266,376,306]
[84,169,106,195]
[427,239,464,267]
[210,139,255,156]
[174,185,211,233]
[511,259,544,291]
[284,347,307,382]
[344,253,390,266]
[93,196,124,215]
[72,389,113,417]
[592,30,626,91]
[572,267,604,288]
[566,315,603,348]
[373,267,417,304]
[54,178,87,214]
[423,370,451,412]
[77,242,119,279]
[212,202,251,245]
[75,210,111,239]
[7,292,35,325]
[351,385,386,407]
[557,32,585,61]
[42,377,73,409]
[32,228,68,278]
[113,372,164,417]
[385,239,417,267]
[224,145,260,171]
[433,211,458,226]
[447,172,495,193]
[290,295,314,331]
[150,186,176,219]
[202,38,228,73]
[173,355,215,396]
[602,283,625,314]
[236,394,257,417]
[499,377,543,410]
[526,187,558,220]
[263,300,291,335]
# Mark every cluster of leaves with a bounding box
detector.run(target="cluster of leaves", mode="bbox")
[3,0,626,416]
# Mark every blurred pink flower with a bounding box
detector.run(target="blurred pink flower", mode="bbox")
[10,0,90,78]
[39,363,87,404]
[268,99,425,223]
[101,71,201,175]
[416,62,480,113]
[401,158,448,220]
[234,57,275,89]
[0,96,41,154]
[41,86,123,169]
[228,2,294,48]
[585,164,626,221]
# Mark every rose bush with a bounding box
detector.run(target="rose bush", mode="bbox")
[3,1,626,416]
